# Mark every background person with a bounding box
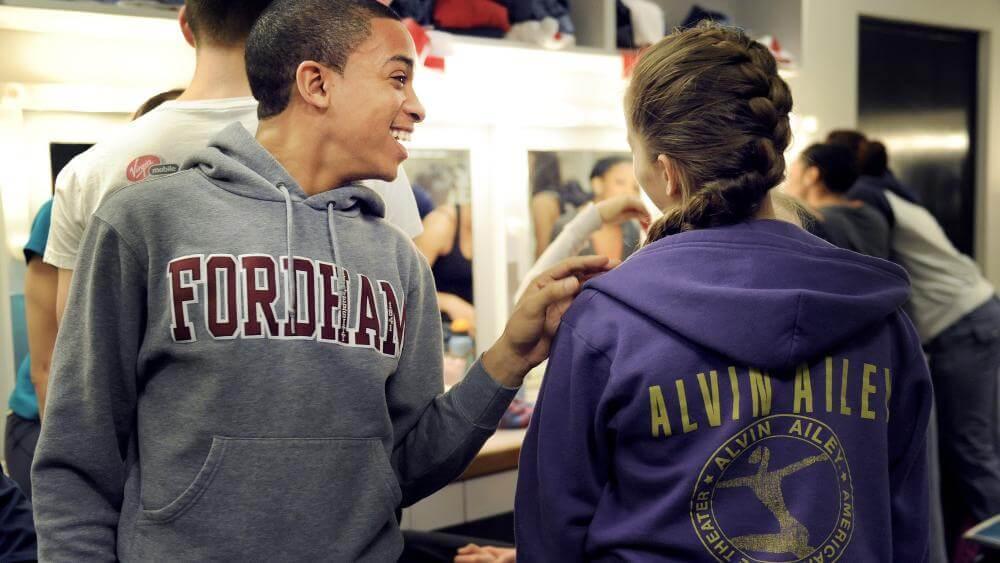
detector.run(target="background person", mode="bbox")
[784,142,890,258]
[4,201,56,500]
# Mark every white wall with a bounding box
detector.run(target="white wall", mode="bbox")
[796,0,1000,284]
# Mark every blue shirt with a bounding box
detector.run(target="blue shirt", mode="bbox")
[9,200,52,420]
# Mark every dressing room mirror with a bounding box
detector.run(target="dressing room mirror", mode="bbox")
[407,150,476,334]
[527,149,642,266]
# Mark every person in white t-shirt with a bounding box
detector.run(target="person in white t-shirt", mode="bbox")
[45,0,423,325]
[844,136,1000,547]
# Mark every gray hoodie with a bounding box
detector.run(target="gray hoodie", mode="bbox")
[32,123,517,562]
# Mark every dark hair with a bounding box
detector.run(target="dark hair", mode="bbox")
[590,156,632,180]
[530,153,593,208]
[245,0,400,120]
[627,22,792,242]
[826,129,867,166]
[184,0,274,46]
[858,140,889,177]
[800,143,859,194]
[531,152,562,195]
[132,88,184,120]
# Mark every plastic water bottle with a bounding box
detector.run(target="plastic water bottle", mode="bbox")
[443,319,474,387]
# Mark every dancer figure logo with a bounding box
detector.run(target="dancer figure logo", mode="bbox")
[690,415,854,562]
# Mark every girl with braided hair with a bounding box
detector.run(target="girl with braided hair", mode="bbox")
[515,23,932,562]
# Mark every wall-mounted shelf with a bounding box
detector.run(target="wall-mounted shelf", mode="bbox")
[568,0,803,68]
[2,0,802,66]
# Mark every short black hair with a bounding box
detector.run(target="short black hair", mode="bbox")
[184,0,274,46]
[859,140,889,176]
[801,143,859,194]
[826,129,868,167]
[246,0,401,120]
[590,156,631,180]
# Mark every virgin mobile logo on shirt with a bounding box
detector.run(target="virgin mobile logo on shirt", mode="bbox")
[126,155,179,182]
[166,254,405,358]
[126,155,161,182]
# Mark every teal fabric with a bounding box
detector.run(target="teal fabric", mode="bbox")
[8,200,52,420]
[10,295,27,379]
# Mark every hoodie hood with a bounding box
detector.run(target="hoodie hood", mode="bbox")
[185,122,387,218]
[588,219,911,371]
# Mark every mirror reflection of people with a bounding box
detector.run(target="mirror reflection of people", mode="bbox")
[552,156,644,262]
[530,152,592,258]
[516,193,649,300]
[415,200,475,332]
[515,23,932,562]
[784,143,890,259]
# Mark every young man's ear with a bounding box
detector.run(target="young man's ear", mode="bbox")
[295,61,333,111]
[178,6,196,48]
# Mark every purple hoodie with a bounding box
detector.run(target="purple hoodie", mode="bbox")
[515,220,931,562]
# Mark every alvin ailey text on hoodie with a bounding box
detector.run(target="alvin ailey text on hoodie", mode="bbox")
[166,253,405,357]
[648,359,892,439]
[649,359,891,562]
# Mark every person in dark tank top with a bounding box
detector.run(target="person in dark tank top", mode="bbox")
[415,202,475,329]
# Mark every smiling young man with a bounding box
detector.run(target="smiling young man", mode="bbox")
[30,1,609,560]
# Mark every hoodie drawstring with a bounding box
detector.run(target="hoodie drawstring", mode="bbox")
[328,202,350,341]
[279,184,297,319]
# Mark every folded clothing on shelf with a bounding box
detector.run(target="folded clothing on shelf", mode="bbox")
[437,27,508,39]
[506,17,574,49]
[620,0,664,48]
[434,0,511,33]
[392,0,435,25]
[498,0,573,34]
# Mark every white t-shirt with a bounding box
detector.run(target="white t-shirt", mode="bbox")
[886,191,994,343]
[45,97,423,270]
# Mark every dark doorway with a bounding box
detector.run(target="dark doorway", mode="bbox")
[858,17,979,256]
[49,143,93,194]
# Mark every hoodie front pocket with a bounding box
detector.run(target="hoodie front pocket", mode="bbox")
[135,437,403,561]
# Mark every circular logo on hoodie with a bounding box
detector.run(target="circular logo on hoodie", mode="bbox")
[690,414,854,562]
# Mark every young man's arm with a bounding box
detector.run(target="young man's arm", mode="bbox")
[31,216,146,561]
[385,255,508,506]
[514,304,611,562]
[24,255,58,419]
[387,255,610,506]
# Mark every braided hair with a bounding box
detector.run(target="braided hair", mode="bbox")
[626,22,793,243]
